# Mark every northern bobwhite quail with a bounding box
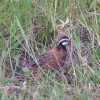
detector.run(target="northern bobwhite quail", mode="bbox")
[26,33,71,71]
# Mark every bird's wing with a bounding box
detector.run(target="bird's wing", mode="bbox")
[37,51,54,66]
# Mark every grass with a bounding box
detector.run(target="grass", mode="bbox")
[0,0,100,100]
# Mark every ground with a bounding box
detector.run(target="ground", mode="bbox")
[0,0,100,100]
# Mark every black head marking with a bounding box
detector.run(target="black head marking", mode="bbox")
[57,36,71,50]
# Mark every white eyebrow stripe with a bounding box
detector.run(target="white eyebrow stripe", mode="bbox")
[59,38,69,43]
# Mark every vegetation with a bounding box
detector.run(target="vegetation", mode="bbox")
[0,0,100,100]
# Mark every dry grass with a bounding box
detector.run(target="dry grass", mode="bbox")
[0,0,100,100]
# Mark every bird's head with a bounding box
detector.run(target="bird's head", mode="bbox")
[55,33,71,50]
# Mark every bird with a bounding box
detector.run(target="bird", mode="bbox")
[25,33,71,72]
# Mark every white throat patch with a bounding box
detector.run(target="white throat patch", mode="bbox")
[62,41,68,45]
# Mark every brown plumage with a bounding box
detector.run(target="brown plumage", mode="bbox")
[26,33,71,71]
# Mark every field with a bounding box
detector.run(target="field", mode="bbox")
[0,0,100,100]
